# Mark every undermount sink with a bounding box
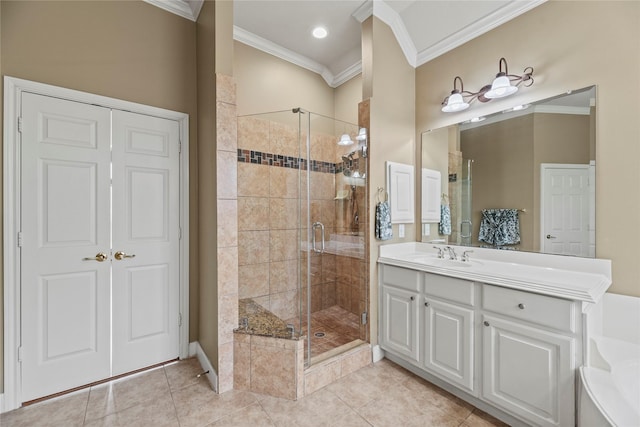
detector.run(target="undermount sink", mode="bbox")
[433,259,474,268]
[407,255,481,269]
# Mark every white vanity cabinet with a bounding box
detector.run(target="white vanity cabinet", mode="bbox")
[481,285,577,427]
[378,243,611,427]
[422,274,475,393]
[379,265,420,362]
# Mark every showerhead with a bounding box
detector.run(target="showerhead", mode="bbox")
[341,153,354,162]
[342,152,354,176]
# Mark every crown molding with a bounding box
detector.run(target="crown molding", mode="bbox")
[352,0,373,23]
[234,26,341,87]
[372,0,417,67]
[143,0,201,21]
[416,0,547,66]
[333,61,363,87]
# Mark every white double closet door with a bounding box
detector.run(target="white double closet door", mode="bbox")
[20,92,180,402]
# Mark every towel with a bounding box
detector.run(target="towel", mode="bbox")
[375,201,393,240]
[439,204,451,235]
[478,209,520,246]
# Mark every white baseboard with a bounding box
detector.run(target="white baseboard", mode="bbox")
[372,345,385,363]
[193,341,218,392]
[188,341,197,357]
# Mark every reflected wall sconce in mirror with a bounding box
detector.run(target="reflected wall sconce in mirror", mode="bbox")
[441,58,534,113]
[338,133,354,145]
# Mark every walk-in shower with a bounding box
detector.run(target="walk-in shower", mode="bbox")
[236,108,368,367]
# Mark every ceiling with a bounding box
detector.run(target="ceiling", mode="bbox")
[146,0,546,87]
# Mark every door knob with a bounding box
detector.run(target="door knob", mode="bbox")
[83,252,108,262]
[546,234,557,239]
[114,251,136,261]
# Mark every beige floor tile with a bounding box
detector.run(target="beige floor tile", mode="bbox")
[85,367,170,422]
[84,393,178,427]
[461,409,510,427]
[164,358,206,392]
[402,374,474,422]
[0,356,513,427]
[404,409,461,427]
[329,411,373,427]
[208,402,276,426]
[172,381,258,427]
[0,389,89,427]
[325,368,380,409]
[259,388,354,427]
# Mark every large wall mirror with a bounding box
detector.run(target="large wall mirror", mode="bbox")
[421,86,596,258]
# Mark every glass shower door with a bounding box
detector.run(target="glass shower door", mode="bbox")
[300,111,366,367]
[460,159,473,246]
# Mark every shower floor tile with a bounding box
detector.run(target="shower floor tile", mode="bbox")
[286,305,361,359]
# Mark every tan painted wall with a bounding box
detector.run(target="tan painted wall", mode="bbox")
[416,0,640,297]
[532,113,591,251]
[366,17,416,345]
[234,42,336,118]
[335,75,363,124]
[195,0,217,371]
[460,113,589,251]
[1,0,198,393]
[0,0,3,396]
[422,127,451,238]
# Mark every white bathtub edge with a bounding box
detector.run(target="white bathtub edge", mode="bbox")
[579,366,640,427]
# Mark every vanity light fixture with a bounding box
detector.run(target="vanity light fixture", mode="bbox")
[441,76,470,112]
[356,127,367,141]
[441,58,534,113]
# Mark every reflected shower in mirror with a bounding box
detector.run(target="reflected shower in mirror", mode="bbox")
[421,86,596,258]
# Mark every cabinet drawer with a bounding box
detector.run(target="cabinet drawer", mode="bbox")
[381,265,421,291]
[424,273,475,306]
[482,285,575,333]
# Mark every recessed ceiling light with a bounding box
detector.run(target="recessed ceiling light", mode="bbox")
[312,27,328,39]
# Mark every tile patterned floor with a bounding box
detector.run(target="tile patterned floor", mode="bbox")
[0,357,508,427]
[287,305,362,359]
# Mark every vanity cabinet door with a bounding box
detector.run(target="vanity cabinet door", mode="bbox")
[380,285,419,362]
[482,315,574,427]
[423,297,474,393]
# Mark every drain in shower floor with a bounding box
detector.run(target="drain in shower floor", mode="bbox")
[314,332,326,338]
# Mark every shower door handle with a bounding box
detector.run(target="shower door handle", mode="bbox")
[312,222,325,254]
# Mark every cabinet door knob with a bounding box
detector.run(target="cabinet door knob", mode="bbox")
[483,321,490,327]
[424,302,429,307]
[518,303,526,309]
[410,296,415,301]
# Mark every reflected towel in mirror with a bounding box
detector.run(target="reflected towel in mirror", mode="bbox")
[439,204,451,235]
[478,209,520,246]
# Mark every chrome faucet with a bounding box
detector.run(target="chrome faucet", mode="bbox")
[445,246,457,260]
[433,246,444,259]
[462,250,474,262]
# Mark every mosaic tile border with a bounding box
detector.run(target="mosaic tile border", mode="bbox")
[238,149,343,174]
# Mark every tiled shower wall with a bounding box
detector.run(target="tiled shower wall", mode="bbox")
[236,116,367,332]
